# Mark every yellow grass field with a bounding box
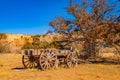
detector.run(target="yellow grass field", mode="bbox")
[0,53,120,80]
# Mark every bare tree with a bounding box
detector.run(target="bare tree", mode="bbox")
[49,0,120,59]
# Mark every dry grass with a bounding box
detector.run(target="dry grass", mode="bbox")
[100,47,116,53]
[0,53,120,80]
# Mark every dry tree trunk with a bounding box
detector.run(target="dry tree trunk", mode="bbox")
[82,38,98,59]
[112,44,120,64]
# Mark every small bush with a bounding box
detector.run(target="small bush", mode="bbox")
[0,44,10,53]
[22,35,64,50]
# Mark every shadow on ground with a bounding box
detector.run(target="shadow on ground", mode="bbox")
[12,67,26,71]
[88,58,120,65]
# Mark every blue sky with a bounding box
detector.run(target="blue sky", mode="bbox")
[0,0,119,34]
[0,0,69,34]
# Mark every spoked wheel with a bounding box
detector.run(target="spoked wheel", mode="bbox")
[39,49,57,70]
[22,55,38,69]
[66,52,78,68]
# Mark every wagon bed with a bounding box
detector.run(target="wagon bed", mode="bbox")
[22,49,78,70]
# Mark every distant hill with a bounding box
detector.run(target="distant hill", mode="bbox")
[0,33,62,53]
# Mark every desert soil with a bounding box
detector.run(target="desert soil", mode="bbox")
[0,53,120,80]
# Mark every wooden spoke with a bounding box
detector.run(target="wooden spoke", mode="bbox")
[39,49,57,70]
[22,55,38,69]
[66,52,78,68]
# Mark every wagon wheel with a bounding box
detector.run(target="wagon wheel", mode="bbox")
[39,49,57,70]
[66,52,78,68]
[22,55,38,69]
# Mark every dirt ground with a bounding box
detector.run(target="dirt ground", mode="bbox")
[0,53,120,80]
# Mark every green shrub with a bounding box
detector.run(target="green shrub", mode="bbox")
[22,36,63,49]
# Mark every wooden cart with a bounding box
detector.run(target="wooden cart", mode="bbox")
[22,49,78,70]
